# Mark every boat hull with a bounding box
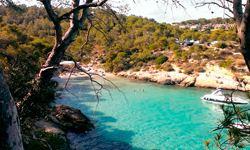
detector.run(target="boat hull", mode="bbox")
[201,95,248,105]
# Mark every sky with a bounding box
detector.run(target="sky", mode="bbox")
[18,0,229,24]
[125,1,228,24]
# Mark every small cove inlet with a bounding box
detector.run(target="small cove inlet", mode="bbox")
[53,76,249,150]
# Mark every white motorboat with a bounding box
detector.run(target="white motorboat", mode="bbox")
[201,89,248,105]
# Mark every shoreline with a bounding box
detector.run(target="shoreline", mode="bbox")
[115,70,250,92]
[55,67,250,92]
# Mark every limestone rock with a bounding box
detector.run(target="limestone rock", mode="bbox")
[157,78,175,85]
[171,74,188,84]
[49,105,94,133]
[180,76,196,87]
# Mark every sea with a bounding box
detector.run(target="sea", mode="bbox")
[54,75,249,150]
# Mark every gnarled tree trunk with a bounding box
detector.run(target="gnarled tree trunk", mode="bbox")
[38,0,107,88]
[0,62,23,150]
[233,0,250,71]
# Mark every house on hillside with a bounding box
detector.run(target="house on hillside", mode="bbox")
[190,24,200,30]
[201,24,213,31]
[213,24,225,30]
[225,23,236,30]
[179,25,189,29]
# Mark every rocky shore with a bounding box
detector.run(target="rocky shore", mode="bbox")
[25,105,94,149]
[116,70,250,91]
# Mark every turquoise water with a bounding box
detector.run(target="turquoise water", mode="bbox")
[54,76,246,149]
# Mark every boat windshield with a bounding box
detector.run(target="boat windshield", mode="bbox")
[212,89,224,95]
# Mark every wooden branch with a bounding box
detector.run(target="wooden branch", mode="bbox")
[70,0,80,27]
[32,133,52,150]
[195,1,233,14]
[80,23,92,51]
[58,0,108,21]
[87,17,111,45]
[40,0,62,45]
[104,4,126,33]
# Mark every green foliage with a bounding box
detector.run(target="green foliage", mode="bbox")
[206,106,250,150]
[199,34,210,42]
[215,42,227,49]
[210,29,225,42]
[137,49,153,62]
[133,67,140,72]
[162,65,174,71]
[27,130,67,150]
[169,43,181,51]
[189,45,207,52]
[154,55,168,65]
[218,60,234,68]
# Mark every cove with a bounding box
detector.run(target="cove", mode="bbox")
[54,76,243,149]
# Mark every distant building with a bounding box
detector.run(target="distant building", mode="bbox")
[225,23,236,30]
[179,25,189,29]
[190,25,200,30]
[213,24,225,30]
[201,24,212,32]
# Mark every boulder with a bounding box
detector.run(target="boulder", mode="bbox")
[49,105,94,133]
[180,76,196,87]
[157,78,175,85]
[170,73,188,84]
[138,75,150,81]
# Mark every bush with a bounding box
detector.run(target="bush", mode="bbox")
[163,65,175,71]
[137,61,144,67]
[215,42,227,48]
[156,65,161,69]
[169,43,181,51]
[27,130,67,150]
[133,67,140,72]
[218,60,234,68]
[154,55,168,65]
[189,45,207,52]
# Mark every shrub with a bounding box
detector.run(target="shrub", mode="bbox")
[215,42,227,49]
[137,61,144,67]
[156,65,161,69]
[27,130,67,150]
[218,60,234,68]
[154,55,168,65]
[169,43,181,51]
[189,45,207,52]
[163,65,175,71]
[133,67,140,72]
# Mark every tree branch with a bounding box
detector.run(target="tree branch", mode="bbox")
[195,1,233,14]
[58,0,108,21]
[39,0,62,46]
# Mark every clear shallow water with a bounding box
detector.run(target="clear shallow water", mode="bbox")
[54,76,248,150]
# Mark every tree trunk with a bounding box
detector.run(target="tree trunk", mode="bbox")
[0,62,23,150]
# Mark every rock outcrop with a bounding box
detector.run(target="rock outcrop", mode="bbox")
[157,78,174,85]
[49,105,94,133]
[117,70,250,91]
[180,76,196,87]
